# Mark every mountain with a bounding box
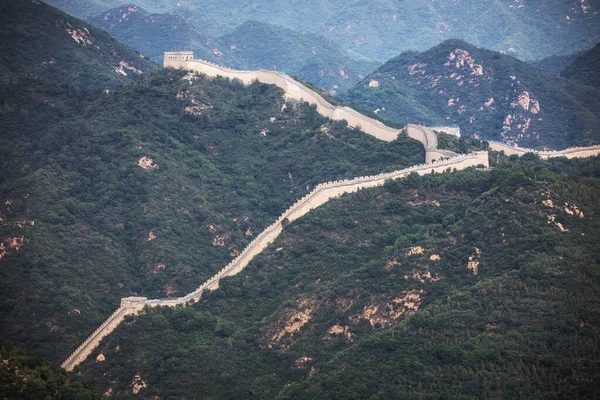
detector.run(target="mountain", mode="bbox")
[0,2,425,364]
[88,5,234,66]
[74,155,600,399]
[219,21,380,94]
[0,0,157,91]
[46,0,600,62]
[561,43,600,89]
[531,51,584,74]
[343,40,600,149]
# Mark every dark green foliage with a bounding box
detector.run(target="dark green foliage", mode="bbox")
[0,340,100,399]
[0,65,423,363]
[78,156,600,399]
[0,0,157,91]
[343,39,600,149]
[561,43,600,89]
[531,51,584,74]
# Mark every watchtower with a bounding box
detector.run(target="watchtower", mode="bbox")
[164,51,194,69]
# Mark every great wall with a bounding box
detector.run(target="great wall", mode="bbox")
[60,52,600,372]
[488,141,600,159]
[165,51,452,163]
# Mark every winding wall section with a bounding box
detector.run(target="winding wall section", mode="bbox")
[167,54,451,162]
[61,151,489,371]
[488,141,600,159]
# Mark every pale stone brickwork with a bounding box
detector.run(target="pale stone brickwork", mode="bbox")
[61,151,489,371]
[488,141,600,159]
[172,54,454,159]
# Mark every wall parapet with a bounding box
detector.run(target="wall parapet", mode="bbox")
[180,55,451,154]
[488,141,600,160]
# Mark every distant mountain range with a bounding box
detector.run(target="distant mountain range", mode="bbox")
[343,39,600,149]
[87,5,236,66]
[47,0,600,62]
[88,6,379,94]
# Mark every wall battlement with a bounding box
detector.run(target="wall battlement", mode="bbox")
[61,150,489,371]
[488,141,600,159]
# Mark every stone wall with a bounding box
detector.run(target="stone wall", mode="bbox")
[184,59,426,146]
[164,51,194,69]
[488,141,600,159]
[61,151,489,371]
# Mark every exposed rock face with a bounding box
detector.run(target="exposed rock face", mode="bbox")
[131,374,147,395]
[350,290,424,329]
[267,298,316,349]
[406,246,425,256]
[138,157,158,169]
[467,247,481,275]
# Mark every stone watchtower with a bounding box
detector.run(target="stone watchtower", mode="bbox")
[164,51,194,69]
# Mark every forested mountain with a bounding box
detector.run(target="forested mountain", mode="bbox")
[46,0,600,62]
[343,40,600,149]
[0,1,424,364]
[561,43,600,89]
[3,2,600,400]
[531,51,583,74]
[0,0,156,90]
[75,155,600,399]
[219,21,380,94]
[88,5,235,66]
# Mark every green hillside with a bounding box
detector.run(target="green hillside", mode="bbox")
[561,43,600,89]
[0,65,424,367]
[343,40,600,149]
[46,0,600,62]
[0,339,100,399]
[0,0,157,90]
[76,155,600,399]
[531,51,583,74]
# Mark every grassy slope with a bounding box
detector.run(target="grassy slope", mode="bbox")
[77,155,600,399]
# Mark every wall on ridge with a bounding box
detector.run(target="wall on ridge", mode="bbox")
[60,150,489,372]
[185,60,402,143]
[488,141,600,159]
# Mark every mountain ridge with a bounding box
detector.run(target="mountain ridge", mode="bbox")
[343,39,600,149]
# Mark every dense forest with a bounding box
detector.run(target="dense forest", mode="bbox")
[77,155,600,399]
[0,0,157,90]
[0,340,101,399]
[2,2,600,399]
[0,1,428,365]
